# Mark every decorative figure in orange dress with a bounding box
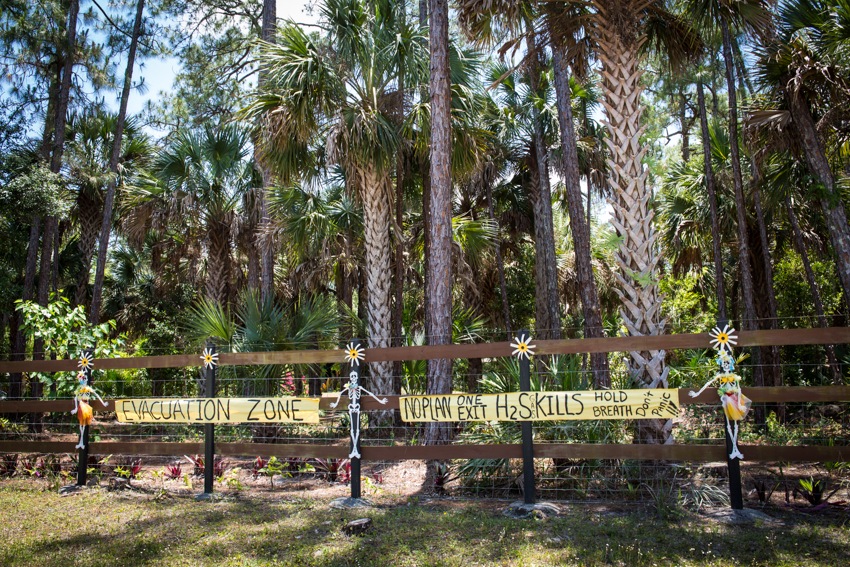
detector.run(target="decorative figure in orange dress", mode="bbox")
[689,326,751,460]
[71,370,107,450]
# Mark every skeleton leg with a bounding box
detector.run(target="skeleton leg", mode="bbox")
[727,419,744,460]
[75,425,86,449]
[348,407,361,459]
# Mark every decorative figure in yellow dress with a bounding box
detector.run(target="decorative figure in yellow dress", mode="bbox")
[689,326,751,460]
[71,371,107,450]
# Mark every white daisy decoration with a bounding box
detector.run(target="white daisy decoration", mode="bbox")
[709,324,738,353]
[510,334,536,360]
[344,342,366,366]
[77,353,94,371]
[200,348,219,369]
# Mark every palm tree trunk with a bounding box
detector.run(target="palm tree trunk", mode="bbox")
[695,79,728,321]
[90,0,145,324]
[361,168,394,406]
[425,0,453,446]
[551,38,610,388]
[74,192,104,306]
[785,196,843,384]
[784,89,850,313]
[206,218,233,305]
[596,24,670,443]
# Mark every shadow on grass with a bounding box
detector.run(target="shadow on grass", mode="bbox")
[3,485,850,567]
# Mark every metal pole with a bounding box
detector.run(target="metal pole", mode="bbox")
[726,425,744,509]
[76,348,94,487]
[518,330,535,504]
[349,338,361,499]
[203,342,216,495]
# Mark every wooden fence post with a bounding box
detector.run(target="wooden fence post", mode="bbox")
[203,342,216,496]
[519,331,535,504]
[349,338,362,500]
[76,347,94,487]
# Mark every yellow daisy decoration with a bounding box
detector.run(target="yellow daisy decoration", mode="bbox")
[510,334,536,360]
[709,324,737,353]
[77,353,93,371]
[344,343,365,366]
[200,348,219,369]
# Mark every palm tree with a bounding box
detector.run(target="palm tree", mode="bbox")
[754,0,850,313]
[89,0,147,324]
[153,124,257,306]
[245,0,428,403]
[64,110,151,307]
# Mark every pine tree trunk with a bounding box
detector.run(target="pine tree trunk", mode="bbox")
[720,17,758,329]
[784,88,850,313]
[425,0,453,446]
[749,162,782,391]
[596,22,669,444]
[785,197,843,384]
[528,32,561,341]
[695,79,728,321]
[551,38,610,388]
[259,0,277,302]
[485,179,511,337]
[90,0,145,324]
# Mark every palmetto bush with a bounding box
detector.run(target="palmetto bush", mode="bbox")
[455,355,631,490]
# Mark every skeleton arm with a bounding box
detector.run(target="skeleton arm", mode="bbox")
[688,376,719,398]
[92,389,108,407]
[329,386,350,409]
[71,395,79,414]
[358,387,388,405]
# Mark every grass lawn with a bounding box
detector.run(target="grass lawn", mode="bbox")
[0,479,847,567]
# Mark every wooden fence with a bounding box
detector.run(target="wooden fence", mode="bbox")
[1,327,849,505]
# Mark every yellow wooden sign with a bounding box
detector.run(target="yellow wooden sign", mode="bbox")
[115,397,320,424]
[399,390,679,422]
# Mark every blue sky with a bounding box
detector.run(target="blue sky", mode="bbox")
[124,1,318,120]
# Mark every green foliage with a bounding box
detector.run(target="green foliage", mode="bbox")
[15,294,126,397]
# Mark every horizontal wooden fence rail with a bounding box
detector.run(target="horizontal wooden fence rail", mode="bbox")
[0,440,847,463]
[1,327,848,374]
[2,386,849,413]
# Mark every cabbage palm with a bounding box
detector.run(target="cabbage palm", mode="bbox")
[65,110,151,307]
[245,0,428,400]
[754,0,850,312]
[153,124,257,306]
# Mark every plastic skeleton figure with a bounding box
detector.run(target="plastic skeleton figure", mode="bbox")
[689,349,752,460]
[331,343,388,459]
[71,371,108,449]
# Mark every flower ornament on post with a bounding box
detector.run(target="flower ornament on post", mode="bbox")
[689,326,751,460]
[200,348,219,369]
[708,324,737,353]
[344,342,365,366]
[77,352,94,372]
[510,334,536,360]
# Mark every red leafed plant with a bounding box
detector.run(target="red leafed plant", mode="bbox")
[252,456,267,478]
[164,462,182,479]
